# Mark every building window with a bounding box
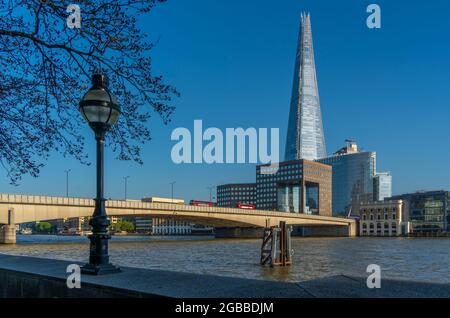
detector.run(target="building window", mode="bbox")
[377,223,382,234]
[384,223,389,234]
[392,223,397,233]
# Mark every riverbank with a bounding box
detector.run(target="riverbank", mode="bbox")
[2,236,450,284]
[0,254,449,298]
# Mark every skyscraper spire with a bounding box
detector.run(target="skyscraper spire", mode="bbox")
[285,13,326,161]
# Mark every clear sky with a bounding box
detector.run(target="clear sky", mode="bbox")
[2,0,450,201]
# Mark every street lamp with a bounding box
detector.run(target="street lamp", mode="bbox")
[206,186,214,202]
[64,169,71,197]
[170,181,176,203]
[123,176,130,201]
[79,73,121,275]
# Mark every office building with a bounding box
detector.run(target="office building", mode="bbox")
[316,140,376,215]
[359,200,409,236]
[56,217,89,232]
[135,217,152,233]
[139,197,191,235]
[373,172,392,201]
[217,183,256,208]
[285,12,326,161]
[256,159,332,216]
[152,218,192,235]
[388,191,450,234]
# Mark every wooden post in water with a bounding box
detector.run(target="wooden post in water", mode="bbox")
[260,221,292,267]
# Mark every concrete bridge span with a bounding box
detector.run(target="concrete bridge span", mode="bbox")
[0,194,356,243]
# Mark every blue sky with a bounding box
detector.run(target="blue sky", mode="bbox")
[2,0,450,201]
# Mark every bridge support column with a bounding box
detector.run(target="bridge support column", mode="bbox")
[0,209,16,244]
[0,225,16,244]
[348,222,357,237]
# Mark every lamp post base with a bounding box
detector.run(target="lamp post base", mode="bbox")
[82,230,120,275]
[81,263,121,275]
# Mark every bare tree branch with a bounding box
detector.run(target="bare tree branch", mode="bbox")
[0,0,178,184]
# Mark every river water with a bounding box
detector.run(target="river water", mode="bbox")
[0,235,449,283]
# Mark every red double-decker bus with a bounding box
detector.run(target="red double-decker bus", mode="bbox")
[190,200,214,207]
[237,203,256,210]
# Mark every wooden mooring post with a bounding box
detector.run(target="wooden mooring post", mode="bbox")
[260,221,293,267]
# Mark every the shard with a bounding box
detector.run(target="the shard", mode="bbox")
[285,13,327,161]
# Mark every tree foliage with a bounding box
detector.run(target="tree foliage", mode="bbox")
[111,220,135,232]
[0,0,178,184]
[34,221,54,233]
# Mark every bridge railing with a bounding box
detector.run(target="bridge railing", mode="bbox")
[0,194,94,206]
[0,193,354,225]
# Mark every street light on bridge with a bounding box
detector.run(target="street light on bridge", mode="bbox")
[64,169,71,197]
[206,186,215,202]
[78,73,121,275]
[170,181,176,203]
[123,176,130,201]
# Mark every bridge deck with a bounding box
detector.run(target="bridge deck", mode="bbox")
[0,194,355,234]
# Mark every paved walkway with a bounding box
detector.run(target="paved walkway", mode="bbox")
[0,254,449,298]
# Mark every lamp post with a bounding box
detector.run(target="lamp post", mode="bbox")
[170,182,176,203]
[123,176,130,201]
[64,169,71,197]
[79,73,121,275]
[206,186,214,202]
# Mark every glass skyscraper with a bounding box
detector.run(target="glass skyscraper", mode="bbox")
[285,13,327,161]
[316,141,377,215]
[373,172,392,201]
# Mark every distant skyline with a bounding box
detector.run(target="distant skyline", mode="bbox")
[1,0,450,201]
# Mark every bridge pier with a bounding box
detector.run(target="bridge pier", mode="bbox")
[349,222,357,237]
[0,225,16,244]
[0,209,16,244]
[215,227,264,238]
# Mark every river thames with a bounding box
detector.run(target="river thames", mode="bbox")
[0,235,449,284]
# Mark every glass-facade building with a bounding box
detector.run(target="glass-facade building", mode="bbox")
[285,13,326,161]
[389,191,450,233]
[373,172,392,201]
[316,150,376,215]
